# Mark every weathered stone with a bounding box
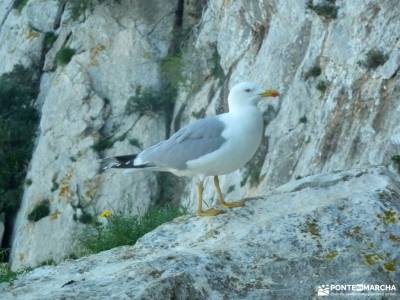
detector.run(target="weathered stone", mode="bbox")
[0,0,399,293]
[1,167,399,299]
[0,9,44,74]
[8,0,179,269]
[25,0,60,32]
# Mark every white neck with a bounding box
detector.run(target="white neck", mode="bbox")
[227,104,263,136]
[228,102,259,114]
[228,92,259,113]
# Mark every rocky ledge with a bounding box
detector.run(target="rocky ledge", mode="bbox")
[1,166,399,299]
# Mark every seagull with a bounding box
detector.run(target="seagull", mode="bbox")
[102,82,279,216]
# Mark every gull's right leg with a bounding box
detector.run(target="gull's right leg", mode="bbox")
[196,180,222,217]
[214,176,244,208]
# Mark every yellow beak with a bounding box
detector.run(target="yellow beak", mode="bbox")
[259,89,280,97]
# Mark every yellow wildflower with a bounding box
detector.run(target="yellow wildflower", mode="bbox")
[99,209,112,218]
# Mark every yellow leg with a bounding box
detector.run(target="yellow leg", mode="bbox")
[214,176,244,208]
[196,181,222,217]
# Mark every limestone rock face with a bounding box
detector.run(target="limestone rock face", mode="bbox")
[4,0,178,269]
[0,5,44,74]
[176,0,400,207]
[1,167,399,299]
[0,0,399,276]
[25,0,60,32]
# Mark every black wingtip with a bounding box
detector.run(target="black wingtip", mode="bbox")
[101,154,138,171]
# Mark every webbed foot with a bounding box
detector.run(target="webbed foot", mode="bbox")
[196,207,223,217]
[220,200,244,208]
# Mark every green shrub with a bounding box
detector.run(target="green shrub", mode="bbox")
[161,54,183,87]
[0,65,39,215]
[362,49,388,70]
[158,54,182,119]
[78,205,183,254]
[307,0,338,19]
[55,47,76,66]
[304,65,321,79]
[126,86,174,116]
[128,138,142,148]
[27,200,50,222]
[13,0,29,12]
[91,136,114,152]
[299,116,308,124]
[392,155,400,174]
[316,80,328,93]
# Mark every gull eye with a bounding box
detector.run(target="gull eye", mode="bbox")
[245,88,252,92]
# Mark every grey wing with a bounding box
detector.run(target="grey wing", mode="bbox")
[137,116,226,170]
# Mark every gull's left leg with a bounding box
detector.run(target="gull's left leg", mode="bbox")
[196,180,222,217]
[214,176,244,208]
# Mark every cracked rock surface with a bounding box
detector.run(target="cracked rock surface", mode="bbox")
[1,0,400,283]
[1,167,399,299]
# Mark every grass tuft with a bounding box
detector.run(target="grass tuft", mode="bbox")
[305,218,320,237]
[37,259,56,267]
[383,260,396,272]
[377,209,398,225]
[78,205,183,254]
[362,49,388,70]
[0,263,18,283]
[0,249,32,283]
[324,250,338,259]
[27,200,50,222]
[364,253,382,265]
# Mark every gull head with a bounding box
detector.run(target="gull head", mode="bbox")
[228,81,279,111]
